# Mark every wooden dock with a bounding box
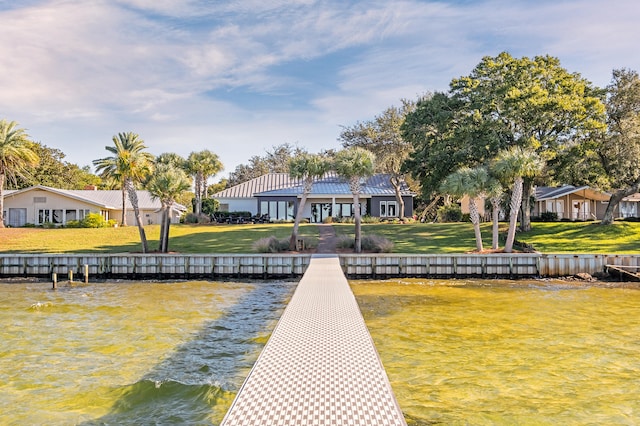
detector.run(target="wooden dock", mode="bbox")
[221,254,406,426]
[605,264,640,281]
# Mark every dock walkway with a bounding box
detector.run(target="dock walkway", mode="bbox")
[221,254,406,425]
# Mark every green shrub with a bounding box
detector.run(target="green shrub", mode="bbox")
[437,204,463,222]
[81,213,109,228]
[335,235,354,249]
[252,236,290,253]
[335,234,394,252]
[200,198,220,216]
[184,213,211,224]
[622,216,640,222]
[362,215,380,224]
[333,216,354,223]
[65,220,82,228]
[362,235,394,252]
[540,211,559,222]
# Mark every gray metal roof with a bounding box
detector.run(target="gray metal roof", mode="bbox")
[4,185,186,211]
[213,173,414,198]
[535,185,610,202]
[211,173,300,198]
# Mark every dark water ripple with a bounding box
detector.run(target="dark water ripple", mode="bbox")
[81,280,295,426]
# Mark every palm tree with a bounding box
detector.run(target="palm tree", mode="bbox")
[93,132,154,253]
[288,153,330,250]
[0,120,39,228]
[156,152,187,169]
[485,175,504,250]
[334,147,376,253]
[441,166,489,252]
[186,150,223,216]
[493,147,544,253]
[147,164,191,253]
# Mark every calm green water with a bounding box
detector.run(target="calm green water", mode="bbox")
[0,280,295,425]
[352,279,640,425]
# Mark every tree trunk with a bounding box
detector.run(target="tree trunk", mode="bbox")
[505,177,523,253]
[158,205,167,252]
[194,173,202,215]
[0,173,5,228]
[469,197,483,251]
[601,182,640,225]
[353,192,362,253]
[491,196,501,250]
[289,186,310,251]
[125,178,148,253]
[519,179,533,232]
[121,187,127,226]
[390,175,406,218]
[162,207,171,253]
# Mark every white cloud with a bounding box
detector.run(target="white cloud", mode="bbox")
[1,0,639,177]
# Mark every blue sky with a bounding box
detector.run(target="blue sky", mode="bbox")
[1,0,639,179]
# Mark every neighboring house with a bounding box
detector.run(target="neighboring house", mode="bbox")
[2,185,186,227]
[619,192,640,219]
[211,173,415,222]
[533,185,612,220]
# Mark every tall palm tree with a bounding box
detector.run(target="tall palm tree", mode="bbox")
[147,164,191,253]
[288,153,330,250]
[334,147,375,253]
[493,147,544,253]
[441,166,489,252]
[186,150,223,216]
[485,175,504,250]
[0,120,39,228]
[93,132,154,253]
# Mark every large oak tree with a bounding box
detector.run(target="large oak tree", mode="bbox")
[403,52,606,230]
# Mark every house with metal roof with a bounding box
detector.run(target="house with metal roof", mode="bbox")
[532,185,640,220]
[211,173,415,222]
[2,185,186,227]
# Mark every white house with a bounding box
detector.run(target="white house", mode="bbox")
[212,173,415,222]
[2,185,186,227]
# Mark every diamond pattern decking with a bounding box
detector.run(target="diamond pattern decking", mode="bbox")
[221,254,406,426]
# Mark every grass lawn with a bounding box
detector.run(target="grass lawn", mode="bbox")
[0,223,319,254]
[334,221,640,254]
[0,221,638,254]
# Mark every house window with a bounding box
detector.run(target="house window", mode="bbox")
[334,203,353,218]
[38,209,51,224]
[78,209,90,220]
[52,209,63,224]
[287,201,295,220]
[260,200,296,221]
[269,202,277,220]
[66,210,77,222]
[380,201,398,217]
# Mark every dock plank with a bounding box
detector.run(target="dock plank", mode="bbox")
[221,254,406,425]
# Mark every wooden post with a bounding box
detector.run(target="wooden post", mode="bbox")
[52,273,57,289]
[84,264,89,284]
[68,270,73,282]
